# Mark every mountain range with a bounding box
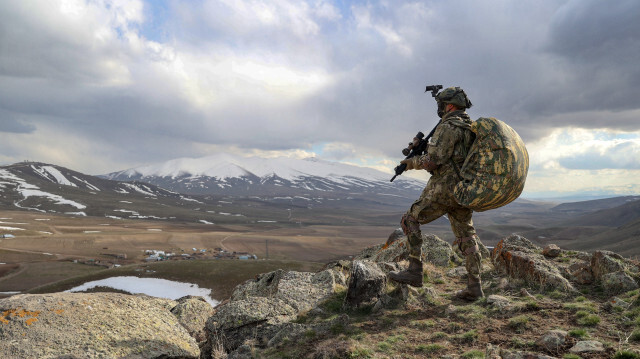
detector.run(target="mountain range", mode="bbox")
[102,153,425,198]
[0,155,426,227]
[1,154,639,255]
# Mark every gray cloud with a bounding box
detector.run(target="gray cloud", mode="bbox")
[0,109,35,133]
[558,142,640,170]
[0,0,639,175]
[528,0,640,116]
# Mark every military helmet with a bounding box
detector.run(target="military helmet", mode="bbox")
[436,86,473,109]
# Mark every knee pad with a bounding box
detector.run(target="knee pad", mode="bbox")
[454,235,479,255]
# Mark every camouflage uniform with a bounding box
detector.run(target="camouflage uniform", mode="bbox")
[402,110,482,283]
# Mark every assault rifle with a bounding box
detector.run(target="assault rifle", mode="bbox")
[389,84,442,182]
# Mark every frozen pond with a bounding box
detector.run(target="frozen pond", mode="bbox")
[66,276,219,306]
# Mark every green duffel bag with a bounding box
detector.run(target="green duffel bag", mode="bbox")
[453,117,529,211]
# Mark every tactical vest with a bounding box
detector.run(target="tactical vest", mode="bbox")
[448,117,529,212]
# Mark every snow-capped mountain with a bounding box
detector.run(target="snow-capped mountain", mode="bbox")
[0,162,210,221]
[103,154,426,198]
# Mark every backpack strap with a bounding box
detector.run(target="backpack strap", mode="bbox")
[443,118,474,180]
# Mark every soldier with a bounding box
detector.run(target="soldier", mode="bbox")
[389,86,484,301]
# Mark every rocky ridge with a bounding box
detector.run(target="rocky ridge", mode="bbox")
[1,232,640,358]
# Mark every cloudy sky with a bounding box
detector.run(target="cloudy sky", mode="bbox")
[1,0,639,198]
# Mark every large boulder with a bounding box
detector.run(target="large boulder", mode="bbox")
[171,295,216,345]
[343,261,387,310]
[355,233,456,267]
[492,235,574,292]
[601,271,639,294]
[205,268,345,354]
[591,250,627,279]
[206,297,297,350]
[231,269,345,313]
[0,293,200,359]
[564,262,594,285]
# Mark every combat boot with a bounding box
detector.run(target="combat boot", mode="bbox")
[389,257,423,287]
[455,277,484,301]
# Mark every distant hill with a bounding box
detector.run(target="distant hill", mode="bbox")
[551,196,640,216]
[559,197,640,227]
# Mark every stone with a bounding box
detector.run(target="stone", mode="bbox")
[385,228,405,247]
[231,268,344,313]
[601,271,639,295]
[542,244,561,258]
[569,340,604,353]
[520,288,535,299]
[487,295,511,310]
[171,295,216,345]
[535,329,568,352]
[492,235,574,292]
[205,297,297,351]
[447,266,468,278]
[343,260,387,310]
[355,233,455,267]
[566,262,594,284]
[591,250,627,280]
[0,293,199,359]
[606,296,631,310]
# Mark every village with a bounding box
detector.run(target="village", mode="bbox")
[142,248,258,262]
[71,247,259,269]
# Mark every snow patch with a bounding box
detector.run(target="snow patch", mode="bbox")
[39,166,77,187]
[65,212,87,216]
[0,226,24,231]
[72,176,100,191]
[122,183,156,197]
[181,196,204,204]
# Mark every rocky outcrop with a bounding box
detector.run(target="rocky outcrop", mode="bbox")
[356,233,457,267]
[591,250,640,294]
[171,295,216,346]
[492,235,575,292]
[230,269,345,313]
[0,292,200,358]
[343,260,387,310]
[204,268,346,355]
[493,236,640,295]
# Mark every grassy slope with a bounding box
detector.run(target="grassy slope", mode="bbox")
[258,262,640,359]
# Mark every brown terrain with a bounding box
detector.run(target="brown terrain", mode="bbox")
[0,209,388,295]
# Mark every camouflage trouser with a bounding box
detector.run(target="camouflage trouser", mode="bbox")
[454,236,482,282]
[401,174,481,281]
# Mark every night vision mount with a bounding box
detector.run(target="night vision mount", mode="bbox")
[424,84,443,97]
